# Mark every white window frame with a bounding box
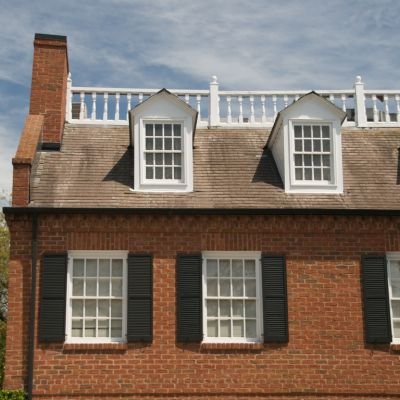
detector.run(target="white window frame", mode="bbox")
[202,251,263,343]
[287,119,343,194]
[65,250,128,344]
[387,252,400,344]
[135,117,193,192]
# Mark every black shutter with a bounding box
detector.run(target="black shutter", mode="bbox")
[361,255,392,343]
[39,254,67,342]
[177,254,203,342]
[127,254,153,342]
[262,255,288,343]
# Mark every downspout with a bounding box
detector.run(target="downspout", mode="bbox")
[27,213,38,400]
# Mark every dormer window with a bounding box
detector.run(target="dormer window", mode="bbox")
[130,89,197,192]
[291,122,333,183]
[268,92,346,194]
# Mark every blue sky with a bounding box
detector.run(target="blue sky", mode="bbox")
[0,0,399,196]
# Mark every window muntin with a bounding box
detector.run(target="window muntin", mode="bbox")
[67,252,127,343]
[388,256,400,343]
[203,252,262,343]
[293,123,332,182]
[144,122,183,181]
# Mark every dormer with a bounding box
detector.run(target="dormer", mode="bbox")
[267,92,346,194]
[130,89,197,192]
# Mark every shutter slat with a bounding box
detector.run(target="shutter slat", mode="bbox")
[127,254,153,342]
[362,255,392,343]
[39,254,67,342]
[177,254,202,342]
[262,255,288,343]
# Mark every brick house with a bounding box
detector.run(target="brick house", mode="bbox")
[3,32,400,399]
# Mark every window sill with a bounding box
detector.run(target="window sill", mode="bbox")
[200,342,264,351]
[63,342,128,353]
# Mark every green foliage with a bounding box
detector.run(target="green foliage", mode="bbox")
[0,390,26,400]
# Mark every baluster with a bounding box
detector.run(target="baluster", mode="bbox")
[384,95,390,122]
[91,93,96,120]
[79,92,85,120]
[329,94,335,103]
[227,96,232,123]
[139,93,143,103]
[238,96,243,123]
[341,94,347,112]
[126,93,132,120]
[283,95,288,108]
[272,95,277,121]
[396,95,400,122]
[250,96,255,123]
[261,95,266,123]
[115,93,120,121]
[196,95,201,120]
[185,94,190,105]
[372,95,378,122]
[103,93,108,121]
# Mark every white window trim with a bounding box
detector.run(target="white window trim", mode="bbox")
[202,251,263,344]
[286,119,343,194]
[65,250,128,344]
[135,117,193,192]
[387,252,400,344]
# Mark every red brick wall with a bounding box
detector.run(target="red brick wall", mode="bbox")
[4,213,400,399]
[29,35,68,144]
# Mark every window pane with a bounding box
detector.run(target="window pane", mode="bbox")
[112,279,123,297]
[145,124,153,136]
[294,125,302,138]
[322,126,330,138]
[155,124,162,136]
[164,124,172,136]
[313,155,321,166]
[245,260,256,277]
[165,167,172,179]
[174,153,181,166]
[232,300,244,317]
[73,259,84,277]
[165,138,172,150]
[112,260,123,277]
[303,125,311,137]
[393,321,400,339]
[155,138,163,150]
[207,320,218,337]
[98,300,109,317]
[220,279,231,296]
[232,260,243,277]
[145,138,153,150]
[391,300,400,317]
[323,168,331,181]
[322,155,330,167]
[246,320,257,338]
[98,320,109,337]
[391,281,400,297]
[295,168,303,180]
[245,280,256,297]
[232,280,244,296]
[207,260,218,277]
[165,153,172,165]
[313,125,321,137]
[304,155,311,166]
[220,300,231,317]
[220,320,231,337]
[86,259,97,277]
[99,259,110,277]
[174,138,181,150]
[155,153,163,165]
[99,280,110,296]
[313,139,321,151]
[233,320,244,337]
[174,124,181,136]
[111,300,123,318]
[145,153,153,166]
[294,154,302,166]
[155,167,163,179]
[72,279,84,296]
[85,300,96,317]
[86,279,97,296]
[174,167,182,180]
[111,320,122,338]
[245,300,257,318]
[294,140,302,152]
[391,262,400,279]
[219,260,230,277]
[85,319,96,337]
[72,300,83,317]
[304,168,312,180]
[146,167,153,179]
[314,168,322,180]
[323,140,330,152]
[207,279,218,296]
[304,140,311,152]
[207,300,218,317]
[72,319,83,337]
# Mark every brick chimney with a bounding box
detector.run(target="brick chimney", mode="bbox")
[12,34,68,206]
[29,33,69,145]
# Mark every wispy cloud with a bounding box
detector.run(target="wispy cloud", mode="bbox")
[1,0,400,191]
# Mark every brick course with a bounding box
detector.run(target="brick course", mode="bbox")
[4,212,400,399]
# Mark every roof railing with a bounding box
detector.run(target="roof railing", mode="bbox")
[66,75,400,128]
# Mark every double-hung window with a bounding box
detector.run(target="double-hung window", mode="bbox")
[387,254,400,343]
[66,251,128,343]
[202,252,262,343]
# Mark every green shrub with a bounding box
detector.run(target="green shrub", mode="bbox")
[0,390,26,400]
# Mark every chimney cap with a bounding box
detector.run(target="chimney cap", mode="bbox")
[34,33,67,42]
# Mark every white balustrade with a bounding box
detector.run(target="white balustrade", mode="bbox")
[67,75,400,127]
